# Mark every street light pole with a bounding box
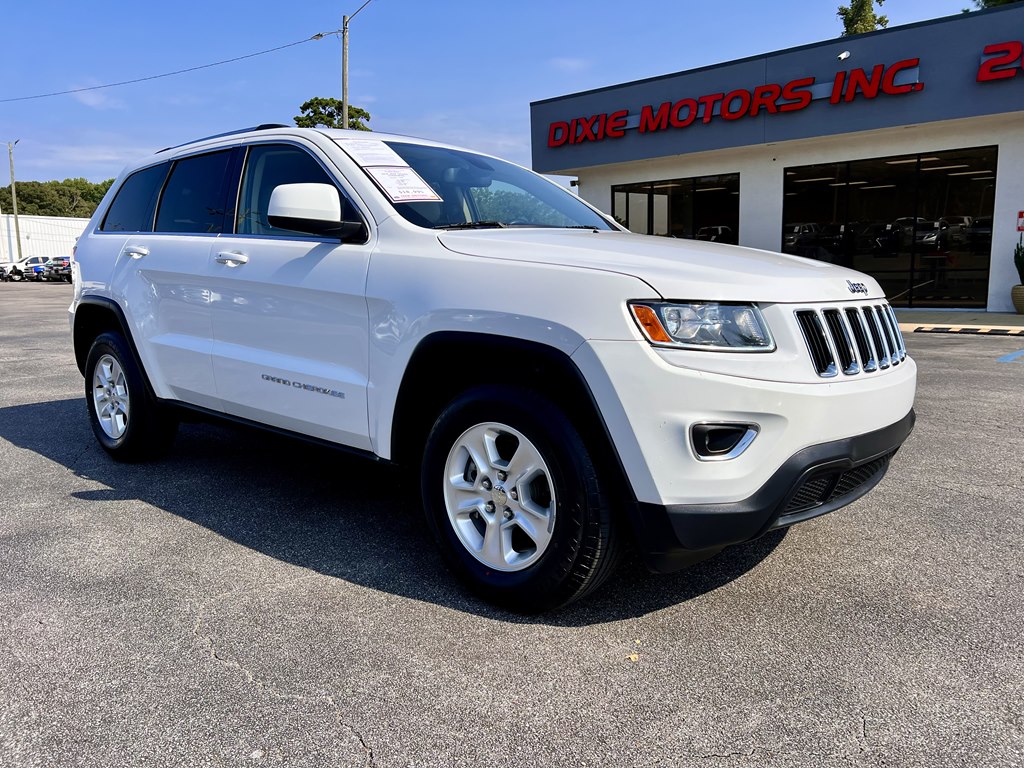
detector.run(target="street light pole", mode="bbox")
[342,0,374,130]
[7,140,22,262]
[0,196,7,264]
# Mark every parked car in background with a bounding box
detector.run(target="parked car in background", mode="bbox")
[944,215,972,245]
[42,256,72,282]
[915,219,951,250]
[782,222,822,252]
[6,256,50,281]
[695,225,735,244]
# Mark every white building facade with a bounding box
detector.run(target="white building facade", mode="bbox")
[531,6,1024,311]
[1,215,89,266]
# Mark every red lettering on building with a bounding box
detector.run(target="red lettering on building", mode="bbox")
[750,84,782,116]
[977,41,1023,81]
[543,52,940,148]
[639,103,671,133]
[844,64,886,101]
[548,121,569,147]
[670,98,699,128]
[605,109,629,137]
[721,89,752,120]
[779,77,815,112]
[698,92,725,123]
[576,114,600,142]
[882,59,921,94]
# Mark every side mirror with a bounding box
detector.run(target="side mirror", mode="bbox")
[267,183,366,241]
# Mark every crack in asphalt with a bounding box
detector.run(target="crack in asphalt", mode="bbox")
[65,440,94,474]
[192,581,376,767]
[698,748,758,759]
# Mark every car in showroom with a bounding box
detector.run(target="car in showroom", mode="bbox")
[68,126,917,612]
[695,225,735,244]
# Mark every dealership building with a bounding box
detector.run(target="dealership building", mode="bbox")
[530,4,1024,311]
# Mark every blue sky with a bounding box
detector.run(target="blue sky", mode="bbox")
[2,0,972,183]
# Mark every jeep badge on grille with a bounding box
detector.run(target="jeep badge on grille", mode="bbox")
[847,280,868,294]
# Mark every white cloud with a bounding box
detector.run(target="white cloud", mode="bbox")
[25,141,157,181]
[548,57,592,73]
[69,79,125,110]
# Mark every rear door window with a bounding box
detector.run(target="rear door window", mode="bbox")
[100,163,169,232]
[155,150,234,234]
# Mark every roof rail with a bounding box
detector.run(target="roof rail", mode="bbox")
[157,123,291,154]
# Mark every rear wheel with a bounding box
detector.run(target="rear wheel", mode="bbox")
[422,385,619,613]
[85,331,178,461]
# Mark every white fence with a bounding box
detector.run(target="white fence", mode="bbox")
[0,214,89,265]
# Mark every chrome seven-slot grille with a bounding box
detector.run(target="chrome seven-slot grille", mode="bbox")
[795,302,907,378]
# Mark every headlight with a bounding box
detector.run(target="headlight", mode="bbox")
[629,301,774,351]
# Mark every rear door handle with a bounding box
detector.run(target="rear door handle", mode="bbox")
[215,251,249,267]
[124,245,149,259]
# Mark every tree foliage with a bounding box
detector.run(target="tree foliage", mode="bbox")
[971,0,1020,7]
[294,97,372,130]
[838,0,888,35]
[0,178,113,218]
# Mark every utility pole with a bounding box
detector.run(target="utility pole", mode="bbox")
[0,196,7,264]
[8,140,23,262]
[342,0,374,129]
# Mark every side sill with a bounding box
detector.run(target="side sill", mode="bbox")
[164,399,387,464]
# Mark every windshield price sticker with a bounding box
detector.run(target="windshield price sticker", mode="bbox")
[336,139,409,168]
[365,166,443,203]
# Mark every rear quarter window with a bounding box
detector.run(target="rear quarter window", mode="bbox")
[100,163,170,232]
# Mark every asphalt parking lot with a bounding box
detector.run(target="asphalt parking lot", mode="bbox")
[1,282,1021,768]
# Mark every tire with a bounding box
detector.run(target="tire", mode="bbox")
[421,385,620,613]
[84,331,178,462]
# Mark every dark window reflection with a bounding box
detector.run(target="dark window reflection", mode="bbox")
[782,147,996,307]
[612,174,739,243]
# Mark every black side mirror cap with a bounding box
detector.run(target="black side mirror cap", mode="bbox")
[267,215,367,243]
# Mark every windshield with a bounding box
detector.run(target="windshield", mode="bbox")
[380,141,614,231]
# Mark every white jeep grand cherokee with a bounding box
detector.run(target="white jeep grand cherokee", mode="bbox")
[70,125,916,612]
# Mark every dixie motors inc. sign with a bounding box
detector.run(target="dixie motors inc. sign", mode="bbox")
[530,5,1024,173]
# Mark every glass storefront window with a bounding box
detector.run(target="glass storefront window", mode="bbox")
[782,146,996,307]
[612,173,739,243]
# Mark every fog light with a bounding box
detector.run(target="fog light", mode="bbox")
[691,423,759,461]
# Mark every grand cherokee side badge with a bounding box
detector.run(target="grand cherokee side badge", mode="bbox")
[261,373,345,398]
[847,280,868,294]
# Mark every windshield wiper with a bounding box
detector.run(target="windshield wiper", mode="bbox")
[433,221,507,230]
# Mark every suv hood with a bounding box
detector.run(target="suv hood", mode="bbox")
[438,229,884,303]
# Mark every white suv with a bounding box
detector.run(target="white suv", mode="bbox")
[70,125,916,612]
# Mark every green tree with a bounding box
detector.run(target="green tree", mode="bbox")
[971,0,1020,7]
[838,0,888,35]
[0,178,113,218]
[294,97,372,130]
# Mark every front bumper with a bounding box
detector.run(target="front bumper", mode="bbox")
[634,408,915,572]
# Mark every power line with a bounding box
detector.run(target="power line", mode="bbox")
[0,30,340,105]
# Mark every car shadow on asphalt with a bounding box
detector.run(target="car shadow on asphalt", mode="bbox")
[0,398,786,626]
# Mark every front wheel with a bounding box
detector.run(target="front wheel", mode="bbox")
[85,331,178,461]
[421,386,620,613]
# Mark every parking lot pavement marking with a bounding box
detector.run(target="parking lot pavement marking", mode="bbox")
[996,349,1024,363]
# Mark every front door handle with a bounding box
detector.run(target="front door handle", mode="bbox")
[124,245,149,259]
[215,251,249,267]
